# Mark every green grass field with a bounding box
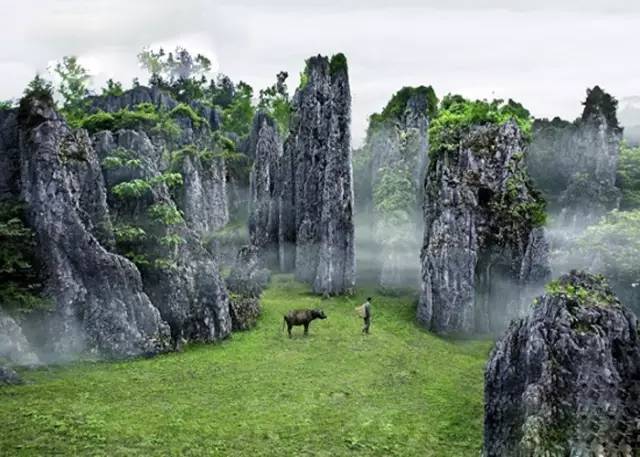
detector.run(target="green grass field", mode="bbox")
[0,275,492,456]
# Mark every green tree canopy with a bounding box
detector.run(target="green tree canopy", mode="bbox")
[52,56,91,125]
[617,142,640,210]
[258,71,291,136]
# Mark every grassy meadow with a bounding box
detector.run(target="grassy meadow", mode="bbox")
[0,275,492,456]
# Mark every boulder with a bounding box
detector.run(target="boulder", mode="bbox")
[484,271,640,456]
[0,310,40,366]
[226,245,268,331]
[0,365,22,385]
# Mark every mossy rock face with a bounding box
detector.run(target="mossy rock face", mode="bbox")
[485,271,640,456]
[544,270,619,309]
[419,118,550,335]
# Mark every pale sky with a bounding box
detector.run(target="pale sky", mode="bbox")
[2,0,639,146]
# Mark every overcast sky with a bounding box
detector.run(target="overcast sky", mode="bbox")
[2,0,639,145]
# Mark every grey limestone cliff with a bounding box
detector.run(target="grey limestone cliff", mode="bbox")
[484,271,640,456]
[5,96,171,359]
[282,54,355,296]
[419,120,550,334]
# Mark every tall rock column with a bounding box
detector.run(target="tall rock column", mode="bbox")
[527,86,622,227]
[419,101,550,334]
[248,112,283,268]
[363,86,435,289]
[279,54,355,296]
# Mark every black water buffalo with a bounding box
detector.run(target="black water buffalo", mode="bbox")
[282,309,327,337]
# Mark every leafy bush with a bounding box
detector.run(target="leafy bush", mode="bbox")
[80,103,180,138]
[52,56,91,126]
[617,142,640,210]
[80,111,116,133]
[169,103,207,128]
[148,203,184,225]
[222,81,255,138]
[576,210,640,289]
[373,167,416,222]
[581,85,620,132]
[111,179,152,199]
[113,224,147,243]
[372,86,439,125]
[0,201,50,314]
[152,172,183,189]
[101,79,124,97]
[298,70,309,90]
[258,72,291,136]
[21,74,54,105]
[429,96,532,160]
[158,234,186,249]
[0,100,14,110]
[170,145,213,168]
[101,151,142,170]
[329,53,348,76]
[544,275,616,308]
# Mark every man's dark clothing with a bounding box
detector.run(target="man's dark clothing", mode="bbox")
[362,301,371,334]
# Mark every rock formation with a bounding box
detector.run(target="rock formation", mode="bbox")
[88,85,221,132]
[282,54,355,296]
[528,86,622,228]
[226,245,269,331]
[485,271,640,456]
[248,112,282,268]
[0,310,39,385]
[248,54,355,296]
[0,365,22,385]
[93,125,231,345]
[419,113,551,334]
[2,95,171,359]
[0,83,237,362]
[359,86,434,289]
[0,310,40,366]
[173,147,228,234]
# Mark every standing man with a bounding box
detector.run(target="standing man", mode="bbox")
[362,297,372,334]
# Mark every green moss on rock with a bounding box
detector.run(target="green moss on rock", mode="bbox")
[544,272,619,309]
[429,96,532,160]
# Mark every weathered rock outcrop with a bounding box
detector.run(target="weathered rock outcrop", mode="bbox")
[87,85,221,132]
[528,86,622,227]
[174,148,227,234]
[0,365,22,385]
[6,96,171,359]
[361,86,434,289]
[279,54,355,295]
[419,120,550,334]
[0,310,39,366]
[226,245,269,331]
[90,86,229,233]
[248,112,282,268]
[485,271,640,456]
[93,127,231,344]
[247,55,355,295]
[0,310,35,384]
